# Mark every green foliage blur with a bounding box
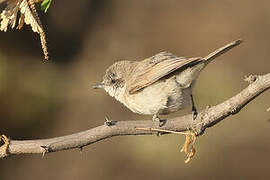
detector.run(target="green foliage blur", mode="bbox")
[41,0,52,13]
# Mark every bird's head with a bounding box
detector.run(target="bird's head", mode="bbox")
[93,61,133,100]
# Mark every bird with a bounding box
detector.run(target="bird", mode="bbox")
[93,40,242,162]
[93,40,242,123]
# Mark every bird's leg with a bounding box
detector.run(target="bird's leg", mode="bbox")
[152,114,165,128]
[191,94,198,120]
[180,131,196,163]
[1,135,10,157]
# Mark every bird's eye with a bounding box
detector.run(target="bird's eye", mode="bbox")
[111,79,116,84]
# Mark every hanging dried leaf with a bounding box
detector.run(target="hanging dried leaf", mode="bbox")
[0,0,49,60]
[0,0,20,31]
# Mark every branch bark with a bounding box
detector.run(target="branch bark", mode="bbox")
[1,73,270,159]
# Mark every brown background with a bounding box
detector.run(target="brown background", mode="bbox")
[0,0,270,179]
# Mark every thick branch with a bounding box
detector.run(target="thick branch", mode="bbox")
[1,73,269,158]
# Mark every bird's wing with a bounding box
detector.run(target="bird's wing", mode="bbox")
[127,52,202,94]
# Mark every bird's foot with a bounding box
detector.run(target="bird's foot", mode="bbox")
[104,116,116,126]
[152,114,160,122]
[152,114,166,136]
[180,131,196,163]
[152,114,166,127]
[1,135,10,157]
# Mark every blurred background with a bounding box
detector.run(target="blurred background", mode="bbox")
[0,0,270,179]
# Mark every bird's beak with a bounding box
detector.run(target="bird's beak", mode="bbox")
[93,82,104,89]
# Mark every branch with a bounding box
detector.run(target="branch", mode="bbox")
[1,73,270,159]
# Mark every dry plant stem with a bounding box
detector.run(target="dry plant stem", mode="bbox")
[0,73,269,159]
[135,128,197,163]
[0,0,48,60]
[135,127,188,135]
[27,0,48,60]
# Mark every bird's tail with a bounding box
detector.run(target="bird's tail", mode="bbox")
[203,39,243,65]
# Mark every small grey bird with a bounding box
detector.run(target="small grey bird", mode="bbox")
[94,40,242,122]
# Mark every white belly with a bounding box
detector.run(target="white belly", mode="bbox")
[122,77,192,115]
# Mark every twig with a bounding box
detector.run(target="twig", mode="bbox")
[135,127,187,135]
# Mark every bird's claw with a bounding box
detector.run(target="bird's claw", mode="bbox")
[104,116,115,126]
[152,114,166,127]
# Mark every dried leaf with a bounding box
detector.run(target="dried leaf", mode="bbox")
[0,1,20,31]
[0,0,49,60]
[17,13,24,29]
